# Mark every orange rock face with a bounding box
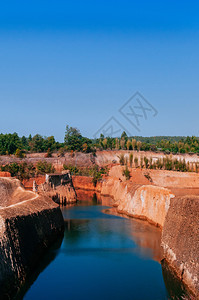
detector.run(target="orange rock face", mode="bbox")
[71,165,199,227]
[101,182,173,227]
[22,175,46,190]
[100,165,199,227]
[0,171,11,177]
[117,185,174,228]
[72,175,102,192]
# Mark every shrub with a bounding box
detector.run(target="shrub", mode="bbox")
[63,164,79,174]
[123,165,131,180]
[129,153,133,167]
[36,161,55,174]
[1,162,36,180]
[134,157,138,167]
[144,157,149,168]
[144,173,153,182]
[15,148,25,158]
[118,154,125,165]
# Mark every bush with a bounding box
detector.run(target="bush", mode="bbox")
[63,164,79,174]
[15,148,25,158]
[36,161,55,174]
[144,173,153,182]
[123,165,131,180]
[134,157,138,167]
[129,153,133,167]
[118,154,125,165]
[1,162,36,180]
[144,157,149,168]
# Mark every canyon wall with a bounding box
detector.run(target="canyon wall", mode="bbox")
[100,166,175,227]
[72,175,102,192]
[0,178,64,299]
[161,196,199,298]
[71,165,199,295]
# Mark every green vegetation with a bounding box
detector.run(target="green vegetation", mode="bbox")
[64,125,93,152]
[144,173,153,182]
[129,153,133,167]
[36,161,55,174]
[123,165,131,180]
[1,162,35,180]
[1,161,55,179]
[118,154,125,165]
[63,164,109,186]
[124,155,198,173]
[0,133,61,155]
[1,126,199,156]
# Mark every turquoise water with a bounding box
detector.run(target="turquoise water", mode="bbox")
[19,199,173,300]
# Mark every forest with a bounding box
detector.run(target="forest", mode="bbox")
[0,126,198,156]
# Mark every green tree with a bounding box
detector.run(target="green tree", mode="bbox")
[64,125,83,151]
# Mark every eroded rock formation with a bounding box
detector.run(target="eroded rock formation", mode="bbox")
[161,196,199,298]
[38,172,77,205]
[100,166,175,227]
[0,177,64,299]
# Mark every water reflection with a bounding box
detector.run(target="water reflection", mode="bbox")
[14,237,63,300]
[19,191,192,300]
[64,209,163,263]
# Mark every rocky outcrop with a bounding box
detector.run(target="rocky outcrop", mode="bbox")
[38,172,77,205]
[102,180,174,227]
[101,166,174,227]
[161,196,199,298]
[0,178,64,299]
[117,185,174,227]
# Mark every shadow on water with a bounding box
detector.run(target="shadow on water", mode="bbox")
[14,237,63,300]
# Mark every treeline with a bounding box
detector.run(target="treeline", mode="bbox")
[1,126,199,156]
[94,134,199,154]
[0,133,62,155]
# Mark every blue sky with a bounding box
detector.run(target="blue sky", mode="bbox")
[1,0,199,141]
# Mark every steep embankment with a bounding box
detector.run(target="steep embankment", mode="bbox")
[100,166,175,227]
[38,173,77,205]
[71,165,199,295]
[0,178,64,299]
[99,165,199,227]
[161,196,199,298]
[72,166,199,227]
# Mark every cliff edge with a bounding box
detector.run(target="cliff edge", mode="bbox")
[161,196,199,298]
[0,178,64,299]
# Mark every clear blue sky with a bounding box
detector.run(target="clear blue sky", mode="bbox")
[1,0,199,141]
